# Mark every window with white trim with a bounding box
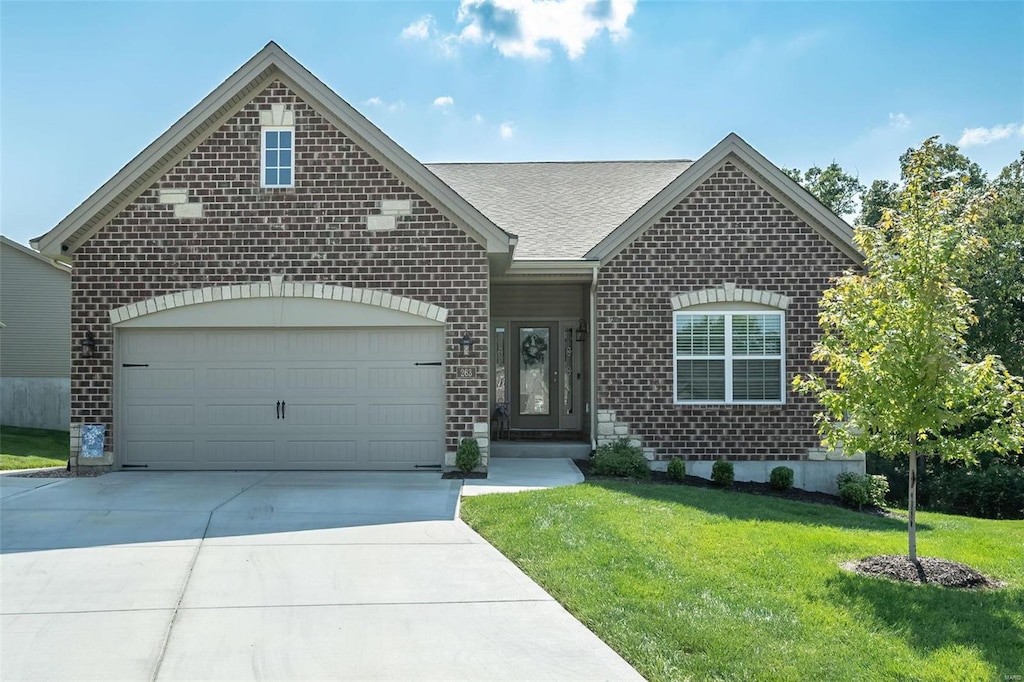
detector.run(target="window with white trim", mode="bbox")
[261,127,293,188]
[674,311,785,404]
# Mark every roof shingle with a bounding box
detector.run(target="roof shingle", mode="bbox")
[426,160,692,259]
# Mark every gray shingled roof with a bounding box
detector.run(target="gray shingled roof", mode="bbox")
[425,160,693,259]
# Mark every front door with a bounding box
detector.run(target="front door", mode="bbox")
[512,323,558,429]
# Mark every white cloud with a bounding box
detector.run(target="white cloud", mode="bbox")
[401,15,434,40]
[957,123,1024,147]
[888,112,911,130]
[499,121,515,139]
[406,0,637,60]
[364,97,404,113]
[473,113,484,124]
[432,95,455,109]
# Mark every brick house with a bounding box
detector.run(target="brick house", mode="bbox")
[34,43,864,491]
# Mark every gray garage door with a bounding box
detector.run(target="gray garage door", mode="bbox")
[119,328,445,470]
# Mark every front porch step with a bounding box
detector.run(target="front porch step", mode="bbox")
[491,441,593,459]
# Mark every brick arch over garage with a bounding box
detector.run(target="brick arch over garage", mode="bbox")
[108,280,450,325]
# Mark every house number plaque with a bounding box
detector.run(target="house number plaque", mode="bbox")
[458,367,474,379]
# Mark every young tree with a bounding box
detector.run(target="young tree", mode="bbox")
[784,162,865,216]
[858,142,986,228]
[794,138,1024,563]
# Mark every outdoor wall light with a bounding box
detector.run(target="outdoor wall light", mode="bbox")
[458,332,476,356]
[575,319,588,342]
[81,331,97,359]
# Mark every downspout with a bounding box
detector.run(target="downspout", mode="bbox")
[589,264,599,454]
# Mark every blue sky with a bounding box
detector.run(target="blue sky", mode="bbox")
[2,0,1022,245]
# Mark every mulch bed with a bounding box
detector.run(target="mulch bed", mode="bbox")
[572,458,893,517]
[842,555,1005,589]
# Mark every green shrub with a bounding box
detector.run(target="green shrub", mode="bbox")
[711,459,734,488]
[667,458,686,482]
[455,437,481,473]
[927,464,1024,519]
[593,439,650,479]
[769,466,794,491]
[836,472,889,510]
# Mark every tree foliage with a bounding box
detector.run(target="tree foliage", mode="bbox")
[965,151,1024,378]
[857,141,986,228]
[783,162,865,216]
[795,137,1024,562]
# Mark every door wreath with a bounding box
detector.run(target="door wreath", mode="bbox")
[520,332,548,367]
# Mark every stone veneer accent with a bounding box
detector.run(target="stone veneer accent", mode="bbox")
[597,160,859,464]
[71,80,490,465]
[670,282,791,310]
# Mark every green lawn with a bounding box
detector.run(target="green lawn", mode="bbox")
[0,426,69,470]
[461,481,1024,682]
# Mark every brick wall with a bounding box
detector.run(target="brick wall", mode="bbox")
[71,81,489,455]
[596,161,857,462]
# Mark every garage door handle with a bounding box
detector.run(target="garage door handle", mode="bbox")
[281,401,286,419]
[415,362,442,366]
[276,401,281,419]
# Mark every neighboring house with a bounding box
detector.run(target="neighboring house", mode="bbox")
[0,235,72,430]
[34,43,864,491]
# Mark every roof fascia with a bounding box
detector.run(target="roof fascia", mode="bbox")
[586,133,863,265]
[492,259,598,283]
[1,236,72,273]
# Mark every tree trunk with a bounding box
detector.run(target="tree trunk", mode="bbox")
[908,452,918,564]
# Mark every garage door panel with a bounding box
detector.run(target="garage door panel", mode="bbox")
[367,440,440,464]
[367,367,442,391]
[207,404,275,427]
[120,327,445,470]
[286,368,358,390]
[285,332,360,358]
[207,441,276,464]
[126,440,196,465]
[285,404,357,426]
[285,440,358,464]
[206,332,276,359]
[125,369,195,392]
[207,368,276,391]
[369,404,441,427]
[126,405,195,428]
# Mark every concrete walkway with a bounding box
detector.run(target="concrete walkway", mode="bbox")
[1,468,640,681]
[462,457,584,496]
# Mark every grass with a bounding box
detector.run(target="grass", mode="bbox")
[0,425,69,470]
[461,481,1024,682]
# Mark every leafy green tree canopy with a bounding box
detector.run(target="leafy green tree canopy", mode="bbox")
[795,137,1024,561]
[966,151,1024,378]
[783,162,865,216]
[857,141,986,228]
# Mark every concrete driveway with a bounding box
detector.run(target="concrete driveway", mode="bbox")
[1,471,642,681]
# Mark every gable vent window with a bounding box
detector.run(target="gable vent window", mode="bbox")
[262,127,293,188]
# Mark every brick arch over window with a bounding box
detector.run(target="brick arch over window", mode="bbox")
[670,282,791,311]
[108,281,449,324]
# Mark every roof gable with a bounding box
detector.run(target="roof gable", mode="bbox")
[34,43,513,259]
[585,133,862,264]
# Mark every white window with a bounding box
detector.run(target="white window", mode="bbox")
[674,311,785,404]
[261,127,293,188]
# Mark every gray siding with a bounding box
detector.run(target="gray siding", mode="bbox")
[0,239,71,378]
[492,283,587,319]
